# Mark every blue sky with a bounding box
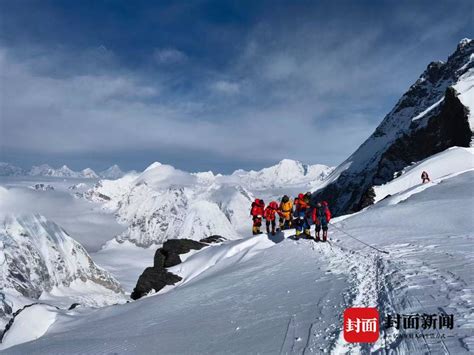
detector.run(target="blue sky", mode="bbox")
[0,0,472,173]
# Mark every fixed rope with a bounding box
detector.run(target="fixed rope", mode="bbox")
[329,222,390,255]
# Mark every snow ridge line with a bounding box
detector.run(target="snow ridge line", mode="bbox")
[0,302,60,343]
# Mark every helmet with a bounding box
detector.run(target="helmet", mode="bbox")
[282,195,289,203]
[298,193,304,200]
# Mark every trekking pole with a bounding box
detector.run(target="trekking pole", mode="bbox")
[328,222,389,255]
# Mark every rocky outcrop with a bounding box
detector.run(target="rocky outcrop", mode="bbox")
[313,39,474,215]
[31,183,55,191]
[131,236,225,300]
[373,87,471,185]
[130,267,182,301]
[200,235,226,244]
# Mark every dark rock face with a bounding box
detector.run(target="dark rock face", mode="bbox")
[200,235,226,244]
[372,87,471,186]
[162,239,205,254]
[68,303,80,310]
[131,237,223,300]
[130,267,182,300]
[163,252,182,268]
[153,249,166,268]
[313,40,473,216]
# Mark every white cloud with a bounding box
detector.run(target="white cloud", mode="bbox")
[0,43,382,167]
[210,80,240,95]
[153,48,188,64]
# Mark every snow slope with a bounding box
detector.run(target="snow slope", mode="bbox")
[373,147,474,203]
[6,168,473,354]
[0,304,58,350]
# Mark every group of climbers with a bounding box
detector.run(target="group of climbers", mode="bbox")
[250,193,332,242]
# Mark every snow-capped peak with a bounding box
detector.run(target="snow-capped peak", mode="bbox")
[29,164,55,176]
[81,168,99,179]
[28,164,100,178]
[144,161,163,172]
[232,159,333,190]
[0,162,25,176]
[458,38,472,49]
[99,165,125,179]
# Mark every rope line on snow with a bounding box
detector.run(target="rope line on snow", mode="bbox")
[328,222,390,255]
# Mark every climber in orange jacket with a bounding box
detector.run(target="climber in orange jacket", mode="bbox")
[294,192,312,237]
[278,195,293,230]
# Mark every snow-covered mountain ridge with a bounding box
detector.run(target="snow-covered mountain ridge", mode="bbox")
[0,163,127,179]
[232,159,333,190]
[314,38,474,215]
[0,213,124,333]
[87,159,331,247]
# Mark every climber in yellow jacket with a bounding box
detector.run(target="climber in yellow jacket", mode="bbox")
[278,195,293,230]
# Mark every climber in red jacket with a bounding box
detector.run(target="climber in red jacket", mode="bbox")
[250,198,265,235]
[264,201,279,236]
[312,201,332,242]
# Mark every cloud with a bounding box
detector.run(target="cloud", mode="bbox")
[0,186,125,252]
[210,80,240,95]
[1,0,472,172]
[153,48,188,64]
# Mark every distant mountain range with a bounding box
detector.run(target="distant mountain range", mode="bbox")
[86,159,333,247]
[0,163,127,179]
